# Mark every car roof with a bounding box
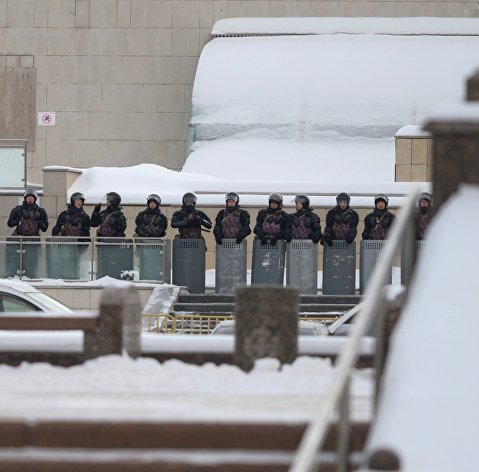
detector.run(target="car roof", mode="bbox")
[0,279,40,294]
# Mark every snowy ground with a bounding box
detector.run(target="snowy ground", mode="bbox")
[0,354,373,423]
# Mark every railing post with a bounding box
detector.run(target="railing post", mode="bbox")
[374,287,406,409]
[83,285,141,359]
[336,377,351,472]
[234,285,299,372]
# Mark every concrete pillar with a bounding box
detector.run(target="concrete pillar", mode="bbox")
[234,285,299,372]
[424,70,479,211]
[84,285,141,359]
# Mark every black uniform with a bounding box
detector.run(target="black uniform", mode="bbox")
[416,206,432,240]
[135,208,167,238]
[91,204,127,237]
[362,208,395,240]
[323,206,359,246]
[254,207,288,245]
[8,201,48,236]
[285,208,322,243]
[52,205,91,238]
[213,205,251,245]
[171,206,212,239]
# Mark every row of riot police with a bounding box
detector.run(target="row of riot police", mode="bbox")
[6,188,433,243]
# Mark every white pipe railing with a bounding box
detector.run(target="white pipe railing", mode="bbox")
[289,188,421,472]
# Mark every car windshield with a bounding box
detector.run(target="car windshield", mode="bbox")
[27,292,73,314]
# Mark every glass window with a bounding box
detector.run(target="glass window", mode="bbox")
[0,294,37,313]
[0,146,25,188]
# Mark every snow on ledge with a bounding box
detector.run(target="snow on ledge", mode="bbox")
[43,165,83,174]
[395,125,432,138]
[212,17,479,37]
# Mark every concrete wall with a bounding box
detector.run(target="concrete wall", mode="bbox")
[395,136,433,182]
[0,0,477,186]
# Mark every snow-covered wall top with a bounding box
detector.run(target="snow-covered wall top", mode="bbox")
[191,34,478,133]
[212,17,479,36]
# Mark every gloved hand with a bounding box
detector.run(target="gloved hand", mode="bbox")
[324,237,333,248]
[235,236,243,244]
[94,204,101,213]
[142,214,150,224]
[345,231,355,244]
[201,218,212,229]
[33,211,41,220]
[260,237,268,246]
[22,209,30,219]
[312,236,320,245]
[215,237,222,245]
[270,237,278,246]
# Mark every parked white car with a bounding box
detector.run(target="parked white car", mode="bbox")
[211,319,329,336]
[0,279,73,314]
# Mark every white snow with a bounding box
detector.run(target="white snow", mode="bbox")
[212,17,479,36]
[27,276,159,289]
[0,331,83,352]
[67,162,428,206]
[0,354,373,423]
[184,137,395,182]
[366,184,479,471]
[423,101,479,122]
[395,125,431,138]
[186,32,478,183]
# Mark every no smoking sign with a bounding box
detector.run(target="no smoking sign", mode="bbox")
[37,112,56,127]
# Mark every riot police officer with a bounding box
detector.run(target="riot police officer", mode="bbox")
[134,194,167,238]
[416,192,433,240]
[213,192,251,245]
[91,191,127,237]
[286,194,322,243]
[171,192,212,238]
[8,188,48,236]
[254,193,288,245]
[362,194,395,240]
[323,192,359,246]
[52,192,90,238]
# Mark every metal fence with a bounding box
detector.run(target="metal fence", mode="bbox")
[143,313,340,335]
[0,236,170,283]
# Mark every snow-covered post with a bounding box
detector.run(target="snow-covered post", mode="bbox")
[234,285,299,372]
[466,69,479,101]
[83,285,141,359]
[424,70,479,211]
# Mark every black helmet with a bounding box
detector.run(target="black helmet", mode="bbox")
[336,192,351,205]
[225,192,239,204]
[147,194,161,207]
[294,194,310,209]
[182,192,197,206]
[268,192,283,208]
[24,188,38,201]
[374,194,389,207]
[106,191,121,207]
[418,192,432,204]
[70,192,85,206]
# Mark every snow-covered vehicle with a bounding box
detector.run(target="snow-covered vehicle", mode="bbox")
[0,279,73,314]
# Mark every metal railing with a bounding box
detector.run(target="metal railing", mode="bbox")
[143,314,339,335]
[289,188,420,472]
[0,236,170,283]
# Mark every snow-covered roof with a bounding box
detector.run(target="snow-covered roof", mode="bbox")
[366,184,479,471]
[212,17,479,36]
[186,30,479,184]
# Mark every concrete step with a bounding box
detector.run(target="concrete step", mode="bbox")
[0,420,369,451]
[177,294,361,305]
[0,448,365,471]
[172,303,355,315]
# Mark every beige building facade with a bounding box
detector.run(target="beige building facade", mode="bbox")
[0,0,476,188]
